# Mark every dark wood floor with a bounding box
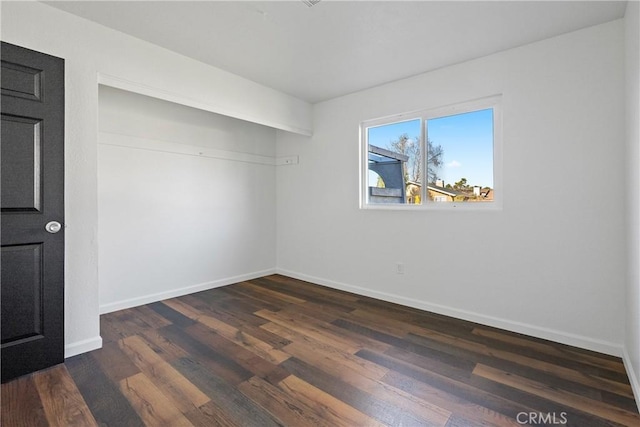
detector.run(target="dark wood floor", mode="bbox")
[2,275,639,426]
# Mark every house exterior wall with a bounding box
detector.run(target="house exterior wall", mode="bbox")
[427,189,454,202]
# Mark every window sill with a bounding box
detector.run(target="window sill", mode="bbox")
[360,202,503,211]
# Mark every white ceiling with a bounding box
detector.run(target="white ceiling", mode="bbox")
[45,1,627,103]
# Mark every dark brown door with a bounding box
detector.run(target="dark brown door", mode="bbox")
[1,42,65,382]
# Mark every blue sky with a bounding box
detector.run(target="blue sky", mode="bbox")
[368,108,494,188]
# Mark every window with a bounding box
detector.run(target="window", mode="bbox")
[360,96,501,209]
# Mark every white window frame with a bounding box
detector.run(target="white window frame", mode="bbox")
[360,95,503,211]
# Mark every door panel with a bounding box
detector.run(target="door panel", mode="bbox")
[1,42,65,382]
[1,59,43,101]
[1,115,42,212]
[1,244,44,344]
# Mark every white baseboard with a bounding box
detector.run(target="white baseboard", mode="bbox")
[622,346,640,413]
[65,335,103,358]
[276,268,623,357]
[99,268,276,314]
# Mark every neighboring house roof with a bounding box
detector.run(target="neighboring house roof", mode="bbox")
[406,181,460,197]
[409,180,493,199]
[428,185,458,197]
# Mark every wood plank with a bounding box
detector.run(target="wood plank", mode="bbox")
[460,329,630,384]
[263,275,361,302]
[138,329,190,362]
[119,335,210,413]
[387,336,481,374]
[473,364,640,426]
[353,296,477,337]
[277,375,387,427]
[193,288,277,315]
[33,365,98,427]
[237,322,294,349]
[350,296,629,386]
[118,373,193,426]
[353,293,447,318]
[472,327,628,375]
[260,314,390,353]
[261,320,364,355]
[221,289,289,312]
[196,313,289,364]
[222,291,292,315]
[401,333,612,403]
[257,309,362,353]
[283,340,388,383]
[170,295,293,349]
[186,322,289,382]
[359,349,544,424]
[237,280,307,304]
[127,305,172,329]
[148,301,196,327]
[347,308,417,337]
[382,370,530,427]
[383,346,476,382]
[375,350,621,427]
[407,328,635,398]
[65,352,144,427]
[602,390,640,413]
[332,318,409,348]
[468,375,620,427]
[100,315,127,344]
[171,357,283,427]
[179,293,269,328]
[90,340,141,383]
[1,374,48,427]
[160,297,203,320]
[100,309,155,343]
[183,401,241,427]
[250,277,356,312]
[334,318,476,378]
[281,356,451,426]
[279,300,349,323]
[445,413,499,427]
[158,324,253,385]
[238,376,330,427]
[272,306,382,347]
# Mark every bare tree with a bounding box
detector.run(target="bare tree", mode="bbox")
[427,139,443,184]
[388,133,443,184]
[389,134,420,183]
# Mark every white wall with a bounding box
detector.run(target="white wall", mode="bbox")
[277,20,626,355]
[98,87,276,313]
[1,2,311,357]
[624,0,640,408]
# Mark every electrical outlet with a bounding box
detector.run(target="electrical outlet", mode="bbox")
[396,262,405,275]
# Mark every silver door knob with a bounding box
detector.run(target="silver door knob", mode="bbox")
[45,221,62,234]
